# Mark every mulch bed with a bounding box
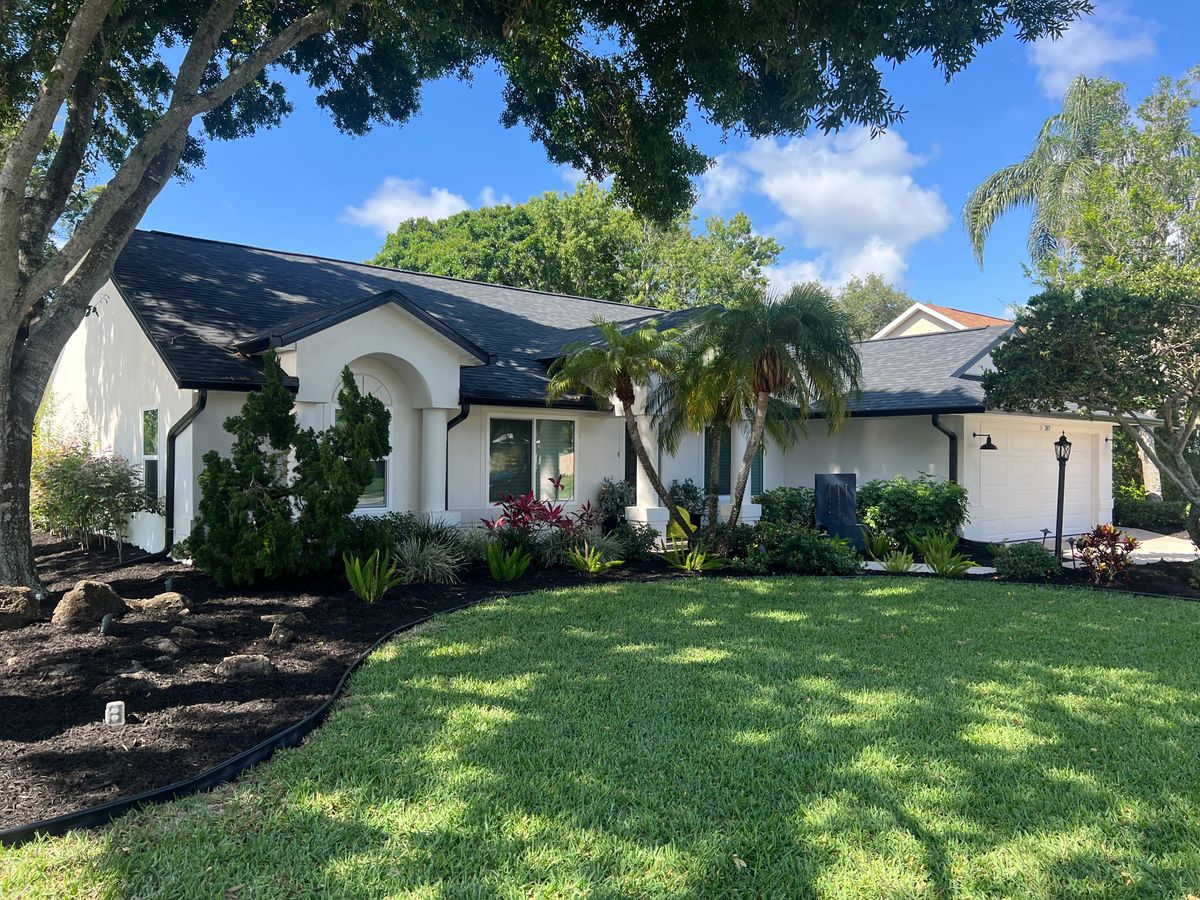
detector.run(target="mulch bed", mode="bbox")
[0,535,671,829]
[2,533,1196,830]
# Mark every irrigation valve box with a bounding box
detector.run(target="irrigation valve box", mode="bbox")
[104,700,125,726]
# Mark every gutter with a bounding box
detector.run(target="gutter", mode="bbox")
[930,414,958,484]
[445,401,471,509]
[151,390,208,559]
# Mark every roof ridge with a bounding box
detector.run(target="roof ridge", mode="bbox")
[137,229,662,314]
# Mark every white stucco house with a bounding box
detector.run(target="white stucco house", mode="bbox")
[45,230,1113,553]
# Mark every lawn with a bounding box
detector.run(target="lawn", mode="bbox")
[5,577,1200,897]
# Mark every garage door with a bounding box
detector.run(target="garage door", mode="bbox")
[976,431,1095,542]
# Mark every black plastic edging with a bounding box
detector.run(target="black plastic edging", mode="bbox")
[0,597,486,848]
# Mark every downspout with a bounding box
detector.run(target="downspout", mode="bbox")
[150,390,208,559]
[445,401,471,510]
[930,414,958,484]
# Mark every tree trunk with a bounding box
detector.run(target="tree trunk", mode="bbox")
[619,402,692,541]
[725,391,770,535]
[0,367,41,589]
[1138,427,1163,499]
[705,426,722,544]
[1186,502,1199,551]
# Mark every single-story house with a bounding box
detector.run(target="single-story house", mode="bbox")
[872,301,1011,339]
[45,230,1113,552]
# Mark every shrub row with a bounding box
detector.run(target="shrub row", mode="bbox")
[1113,497,1192,531]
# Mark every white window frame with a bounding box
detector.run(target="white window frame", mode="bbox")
[484,411,579,506]
[140,406,160,501]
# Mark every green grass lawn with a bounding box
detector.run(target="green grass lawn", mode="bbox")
[6,578,1200,898]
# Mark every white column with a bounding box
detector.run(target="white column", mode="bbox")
[625,412,671,541]
[419,407,460,524]
[721,420,762,525]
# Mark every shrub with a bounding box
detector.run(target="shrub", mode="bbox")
[911,532,975,578]
[459,527,495,565]
[1113,497,1192,532]
[992,542,1061,581]
[608,522,659,561]
[343,549,403,602]
[486,543,533,581]
[663,544,730,573]
[1191,559,1200,590]
[342,512,414,559]
[756,522,861,575]
[857,474,969,546]
[535,528,581,568]
[482,491,595,561]
[395,534,464,585]
[1075,524,1139,585]
[753,486,816,527]
[715,522,759,559]
[860,526,894,561]
[567,543,624,573]
[32,441,157,560]
[881,549,914,573]
[596,477,635,524]
[668,478,705,520]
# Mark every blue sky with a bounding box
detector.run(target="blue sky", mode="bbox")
[140,1,1195,318]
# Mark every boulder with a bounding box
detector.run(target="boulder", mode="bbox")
[94,672,154,696]
[268,624,295,645]
[0,586,39,630]
[215,654,275,678]
[143,637,180,656]
[260,612,306,627]
[52,581,127,629]
[128,592,189,618]
[169,626,198,640]
[185,615,219,631]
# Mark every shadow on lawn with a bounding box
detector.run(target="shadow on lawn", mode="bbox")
[57,578,1200,896]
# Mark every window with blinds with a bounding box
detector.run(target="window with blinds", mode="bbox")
[703,425,762,497]
[489,418,576,502]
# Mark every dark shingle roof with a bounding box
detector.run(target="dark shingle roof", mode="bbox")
[111,230,1009,413]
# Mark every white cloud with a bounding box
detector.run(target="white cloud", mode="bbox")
[340,177,469,234]
[478,186,513,207]
[697,157,748,212]
[712,128,949,290]
[1029,1,1156,97]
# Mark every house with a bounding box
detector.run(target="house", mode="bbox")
[872,301,1010,339]
[45,230,1113,552]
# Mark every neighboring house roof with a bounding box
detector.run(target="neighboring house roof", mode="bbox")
[110,230,1012,415]
[871,301,1010,340]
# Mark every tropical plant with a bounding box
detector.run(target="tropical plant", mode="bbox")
[608,522,660,562]
[1074,525,1140,585]
[860,526,894,562]
[486,543,533,582]
[696,285,861,533]
[881,549,915,574]
[963,75,1128,266]
[596,477,636,525]
[394,534,464,585]
[755,523,861,575]
[753,486,816,528]
[663,545,730,573]
[343,549,404,603]
[911,533,975,578]
[991,542,1061,581]
[547,319,692,538]
[567,543,624,574]
[459,528,495,566]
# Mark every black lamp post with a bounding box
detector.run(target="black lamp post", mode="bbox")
[1053,432,1072,560]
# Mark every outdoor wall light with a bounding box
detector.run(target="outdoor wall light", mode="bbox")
[972,432,998,451]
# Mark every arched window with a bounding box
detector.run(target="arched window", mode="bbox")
[333,371,392,510]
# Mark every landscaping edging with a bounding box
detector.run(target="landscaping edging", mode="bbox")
[0,597,484,848]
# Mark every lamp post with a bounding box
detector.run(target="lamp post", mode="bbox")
[1054,432,1072,560]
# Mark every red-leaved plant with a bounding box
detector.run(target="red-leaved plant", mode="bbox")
[481,489,598,537]
[1074,524,1140,585]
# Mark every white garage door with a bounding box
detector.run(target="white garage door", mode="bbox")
[976,431,1096,542]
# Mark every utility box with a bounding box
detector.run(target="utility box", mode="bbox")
[815,473,862,550]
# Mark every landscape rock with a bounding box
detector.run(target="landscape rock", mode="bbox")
[93,672,154,695]
[185,615,219,631]
[153,655,176,668]
[169,626,197,640]
[215,654,275,678]
[52,581,127,629]
[268,624,295,645]
[116,660,148,674]
[128,592,189,618]
[0,586,39,630]
[143,637,180,656]
[260,612,306,627]
[99,613,115,635]
[41,662,82,678]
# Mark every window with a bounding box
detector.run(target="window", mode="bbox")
[704,425,763,497]
[489,417,575,502]
[334,373,391,510]
[142,409,159,500]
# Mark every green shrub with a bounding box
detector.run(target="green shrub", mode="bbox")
[858,474,969,545]
[756,522,861,575]
[1113,497,1192,531]
[1190,559,1200,589]
[669,478,705,519]
[535,528,580,568]
[567,543,624,573]
[395,534,464,584]
[486,543,533,582]
[753,486,816,527]
[343,549,404,602]
[342,512,413,559]
[991,542,1060,581]
[460,527,494,565]
[911,532,975,578]
[596,477,635,524]
[663,544,730,573]
[715,522,759,559]
[608,522,659,561]
[860,526,894,561]
[881,549,914,573]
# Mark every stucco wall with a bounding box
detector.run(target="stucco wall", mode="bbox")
[45,281,195,552]
[884,309,957,338]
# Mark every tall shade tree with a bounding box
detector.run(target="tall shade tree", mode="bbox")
[546,319,691,538]
[985,285,1200,549]
[0,0,1089,587]
[834,274,918,340]
[701,286,862,532]
[962,75,1127,266]
[649,331,797,543]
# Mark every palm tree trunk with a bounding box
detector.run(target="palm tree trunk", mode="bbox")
[620,402,692,541]
[725,391,769,534]
[705,427,722,544]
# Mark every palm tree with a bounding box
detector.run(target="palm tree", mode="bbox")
[650,332,797,544]
[703,284,861,532]
[963,75,1127,266]
[546,317,692,538]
